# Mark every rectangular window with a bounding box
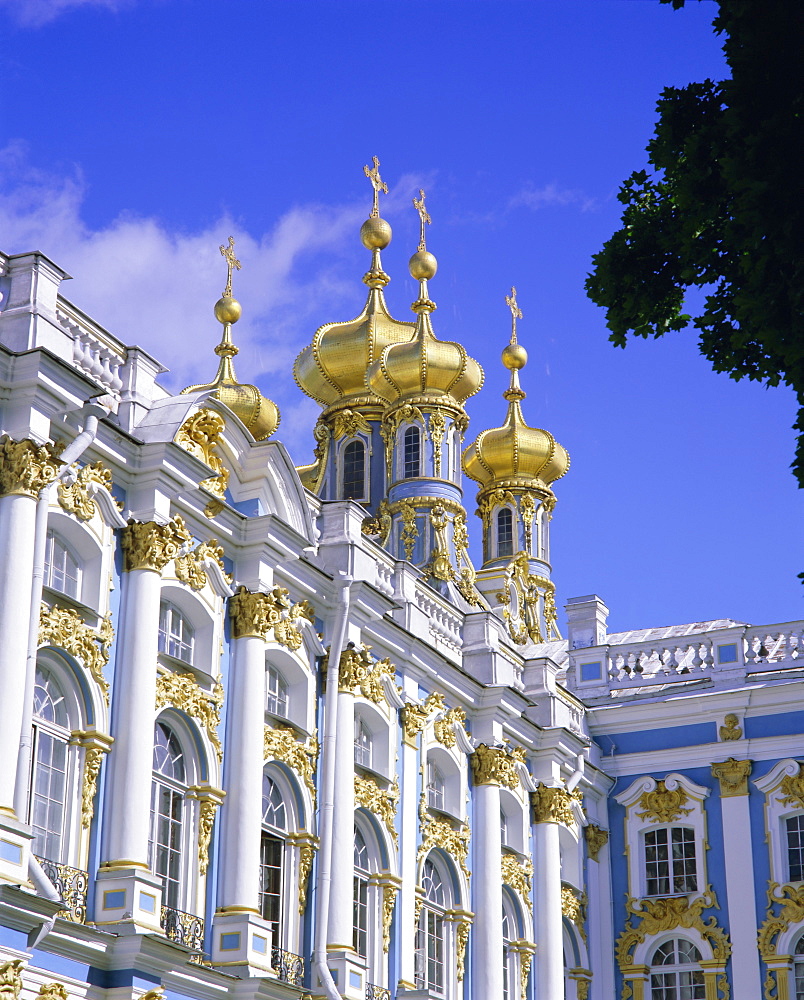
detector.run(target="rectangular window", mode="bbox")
[580,661,602,682]
[353,875,368,957]
[427,761,445,811]
[44,532,80,599]
[158,603,194,663]
[415,910,445,994]
[717,643,738,664]
[149,781,183,909]
[266,667,288,718]
[30,729,67,860]
[403,428,420,479]
[259,833,283,924]
[787,814,804,883]
[354,718,372,769]
[644,827,697,896]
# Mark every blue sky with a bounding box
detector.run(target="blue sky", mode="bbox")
[0,0,800,633]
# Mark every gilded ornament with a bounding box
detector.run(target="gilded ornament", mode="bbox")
[561,884,588,942]
[359,656,396,704]
[757,881,804,961]
[139,990,165,1000]
[453,510,469,555]
[332,408,370,440]
[530,785,578,826]
[400,703,429,747]
[197,797,221,876]
[0,961,24,1000]
[381,882,398,952]
[520,951,532,1000]
[499,551,556,645]
[381,404,424,478]
[470,744,525,789]
[336,643,373,693]
[399,499,419,561]
[711,758,752,797]
[122,516,193,573]
[477,488,516,525]
[455,916,471,981]
[37,985,67,1000]
[175,539,230,591]
[520,492,536,552]
[229,585,311,649]
[433,705,467,749]
[80,745,108,828]
[155,671,223,761]
[363,155,389,219]
[355,774,399,846]
[418,812,470,876]
[636,780,693,824]
[427,502,452,582]
[362,499,392,545]
[719,714,742,741]
[297,840,317,914]
[584,823,609,862]
[264,724,318,803]
[429,408,446,478]
[575,979,590,1000]
[501,853,533,912]
[778,771,804,811]
[0,435,61,499]
[57,461,119,520]
[203,498,226,519]
[39,604,113,703]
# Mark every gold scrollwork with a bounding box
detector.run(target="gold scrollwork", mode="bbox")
[381,879,399,952]
[122,516,193,573]
[297,420,330,495]
[470,744,525,788]
[757,881,804,961]
[561,884,588,942]
[174,539,231,591]
[359,656,396,704]
[636,780,693,824]
[433,705,466,748]
[498,551,558,644]
[0,436,61,499]
[332,408,371,440]
[229,585,313,649]
[428,408,446,478]
[191,787,224,876]
[530,785,579,826]
[418,805,470,877]
[355,774,399,846]
[362,499,392,545]
[584,823,609,862]
[0,960,24,1000]
[477,487,515,525]
[335,643,373,693]
[57,461,119,521]
[37,985,67,1000]
[264,724,318,803]
[381,404,424,478]
[399,499,418,560]
[520,950,533,1000]
[520,492,536,551]
[427,502,452,582]
[779,772,804,811]
[39,604,113,703]
[296,837,318,914]
[719,714,743,741]
[72,732,114,828]
[156,671,223,761]
[401,703,429,747]
[455,915,472,981]
[175,409,230,497]
[711,758,752,797]
[501,853,533,913]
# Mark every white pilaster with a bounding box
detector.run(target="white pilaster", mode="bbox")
[473,778,504,1000]
[397,696,423,991]
[532,802,564,999]
[329,686,356,951]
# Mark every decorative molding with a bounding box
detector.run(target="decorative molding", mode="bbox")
[380,403,424,478]
[779,771,804,810]
[418,797,471,877]
[636,779,692,824]
[426,502,452,582]
[380,878,400,952]
[57,460,120,521]
[399,499,418,561]
[400,703,429,747]
[429,408,446,478]
[434,705,467,749]
[189,786,224,876]
[455,914,472,981]
[470,744,525,788]
[497,551,559,644]
[155,671,224,761]
[719,714,743,741]
[71,731,114,829]
[0,960,24,1000]
[175,539,231,591]
[39,603,113,703]
[264,724,318,803]
[757,881,804,961]
[37,985,67,1000]
[175,408,230,497]
[501,852,533,912]
[530,785,579,826]
[361,499,392,545]
[561,883,587,942]
[229,585,313,648]
[355,774,399,846]
[584,823,609,862]
[0,435,61,499]
[359,656,396,704]
[519,948,534,1000]
[331,408,371,440]
[295,836,318,914]
[711,758,752,797]
[122,516,192,573]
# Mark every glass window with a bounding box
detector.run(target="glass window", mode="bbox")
[403,427,421,479]
[650,938,705,1000]
[502,900,516,1000]
[645,827,697,896]
[259,775,287,925]
[354,717,373,769]
[158,601,195,663]
[500,808,509,846]
[427,760,445,811]
[343,440,366,501]
[353,827,370,957]
[497,507,514,558]
[30,667,70,861]
[787,814,804,883]
[149,722,186,909]
[416,858,448,995]
[266,665,288,718]
[44,531,80,599]
[793,933,804,1000]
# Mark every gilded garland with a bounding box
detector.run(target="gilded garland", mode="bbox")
[175,408,230,497]
[155,671,224,761]
[501,853,533,913]
[0,959,24,1000]
[530,785,579,826]
[122,516,193,573]
[470,744,525,789]
[636,780,693,824]
[57,460,119,521]
[39,604,114,703]
[561,884,588,942]
[418,794,471,876]
[174,539,231,591]
[264,724,319,803]
[355,774,399,846]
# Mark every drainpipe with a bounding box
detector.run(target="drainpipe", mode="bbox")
[566,751,586,793]
[313,573,352,1000]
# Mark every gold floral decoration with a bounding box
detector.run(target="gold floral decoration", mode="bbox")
[57,461,119,521]
[400,704,429,746]
[498,551,558,644]
[332,408,371,440]
[501,853,533,912]
[355,774,399,846]
[39,604,113,703]
[584,823,609,862]
[429,408,446,478]
[399,499,419,560]
[381,404,424,477]
[757,882,804,962]
[779,771,804,810]
[122,516,193,573]
[426,502,452,582]
[520,951,533,1000]
[470,744,525,789]
[456,917,471,981]
[73,733,114,828]
[362,500,392,545]
[155,671,223,761]
[0,435,61,499]
[719,714,742,741]
[636,780,693,824]
[359,656,396,704]
[175,408,230,497]
[297,839,317,914]
[520,492,536,551]
[0,960,24,1000]
[418,804,471,877]
[433,705,467,748]
[711,758,752,797]
[37,985,67,1000]
[174,539,231,591]
[336,643,373,693]
[530,785,579,826]
[193,790,224,876]
[381,881,399,952]
[264,724,318,803]
[561,884,588,942]
[229,585,313,650]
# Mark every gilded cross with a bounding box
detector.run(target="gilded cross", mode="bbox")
[363,156,388,218]
[413,189,431,251]
[505,286,523,343]
[219,236,241,298]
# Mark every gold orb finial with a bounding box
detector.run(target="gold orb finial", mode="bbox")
[502,342,527,370]
[360,217,392,250]
[214,296,242,325]
[409,249,438,280]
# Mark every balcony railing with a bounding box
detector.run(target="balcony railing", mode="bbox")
[160,904,205,952]
[35,857,88,924]
[366,985,391,1000]
[271,946,304,986]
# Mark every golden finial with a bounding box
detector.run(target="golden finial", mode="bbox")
[505,286,523,344]
[363,156,388,219]
[413,189,431,251]
[219,236,241,298]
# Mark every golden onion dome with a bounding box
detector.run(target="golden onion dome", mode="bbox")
[463,307,569,490]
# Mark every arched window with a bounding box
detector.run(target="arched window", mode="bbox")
[158,601,195,663]
[787,814,804,882]
[416,857,450,995]
[502,896,517,1000]
[793,932,804,1000]
[30,666,71,861]
[343,440,367,501]
[649,939,705,999]
[427,760,445,811]
[403,426,421,479]
[149,721,186,909]
[644,827,697,896]
[353,826,370,957]
[44,531,80,599]
[354,716,373,769]
[496,507,514,559]
[266,665,288,718]
[259,774,287,927]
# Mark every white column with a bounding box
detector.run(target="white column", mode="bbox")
[531,787,566,1000]
[329,685,356,949]
[712,759,762,1000]
[398,702,425,991]
[471,754,504,1000]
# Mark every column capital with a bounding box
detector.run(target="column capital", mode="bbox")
[530,784,577,825]
[584,822,609,861]
[121,515,192,573]
[229,584,312,646]
[400,703,428,747]
[0,435,62,499]
[470,744,524,788]
[711,757,752,797]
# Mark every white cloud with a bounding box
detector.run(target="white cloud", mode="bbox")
[0,142,421,460]
[509,182,598,213]
[0,0,133,27]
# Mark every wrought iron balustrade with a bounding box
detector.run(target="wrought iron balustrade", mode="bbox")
[35,856,88,923]
[270,946,304,986]
[366,985,391,1000]
[160,904,204,951]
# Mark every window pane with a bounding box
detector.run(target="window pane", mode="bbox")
[158,602,194,663]
[497,507,514,558]
[343,440,366,500]
[262,775,287,829]
[266,666,289,718]
[44,532,80,598]
[259,833,283,924]
[787,814,804,883]
[30,729,68,860]
[354,717,372,768]
[403,427,420,479]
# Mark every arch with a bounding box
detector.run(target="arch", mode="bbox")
[265,645,316,734]
[355,805,394,873]
[647,937,706,999]
[156,706,210,784]
[793,931,804,1000]
[416,850,459,997]
[354,700,393,777]
[36,646,97,728]
[500,788,526,854]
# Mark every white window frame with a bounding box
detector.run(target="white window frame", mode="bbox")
[149,720,189,912]
[354,715,374,769]
[266,665,289,719]
[339,436,369,503]
[158,600,195,664]
[495,506,515,560]
[259,772,287,932]
[648,936,706,1000]
[399,424,422,481]
[44,530,81,600]
[415,856,453,998]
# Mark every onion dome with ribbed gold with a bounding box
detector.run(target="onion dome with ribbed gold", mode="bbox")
[182,239,279,441]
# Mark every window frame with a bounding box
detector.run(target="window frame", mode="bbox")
[158,600,195,664]
[149,720,188,912]
[643,825,699,898]
[341,437,368,502]
[266,665,289,719]
[44,530,81,600]
[29,666,74,863]
[648,937,706,1000]
[401,425,422,480]
[259,772,287,928]
[415,856,453,997]
[496,506,515,560]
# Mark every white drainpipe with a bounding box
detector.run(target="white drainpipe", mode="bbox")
[313,573,352,1000]
[566,751,586,793]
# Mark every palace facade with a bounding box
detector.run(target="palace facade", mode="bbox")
[0,168,802,1000]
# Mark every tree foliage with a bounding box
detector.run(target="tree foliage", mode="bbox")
[586,0,804,483]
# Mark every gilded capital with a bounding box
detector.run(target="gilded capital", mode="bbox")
[400,704,429,747]
[229,586,274,639]
[470,744,525,789]
[0,961,24,1000]
[530,784,577,825]
[122,516,192,573]
[0,435,61,499]
[584,823,609,862]
[711,757,752,797]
